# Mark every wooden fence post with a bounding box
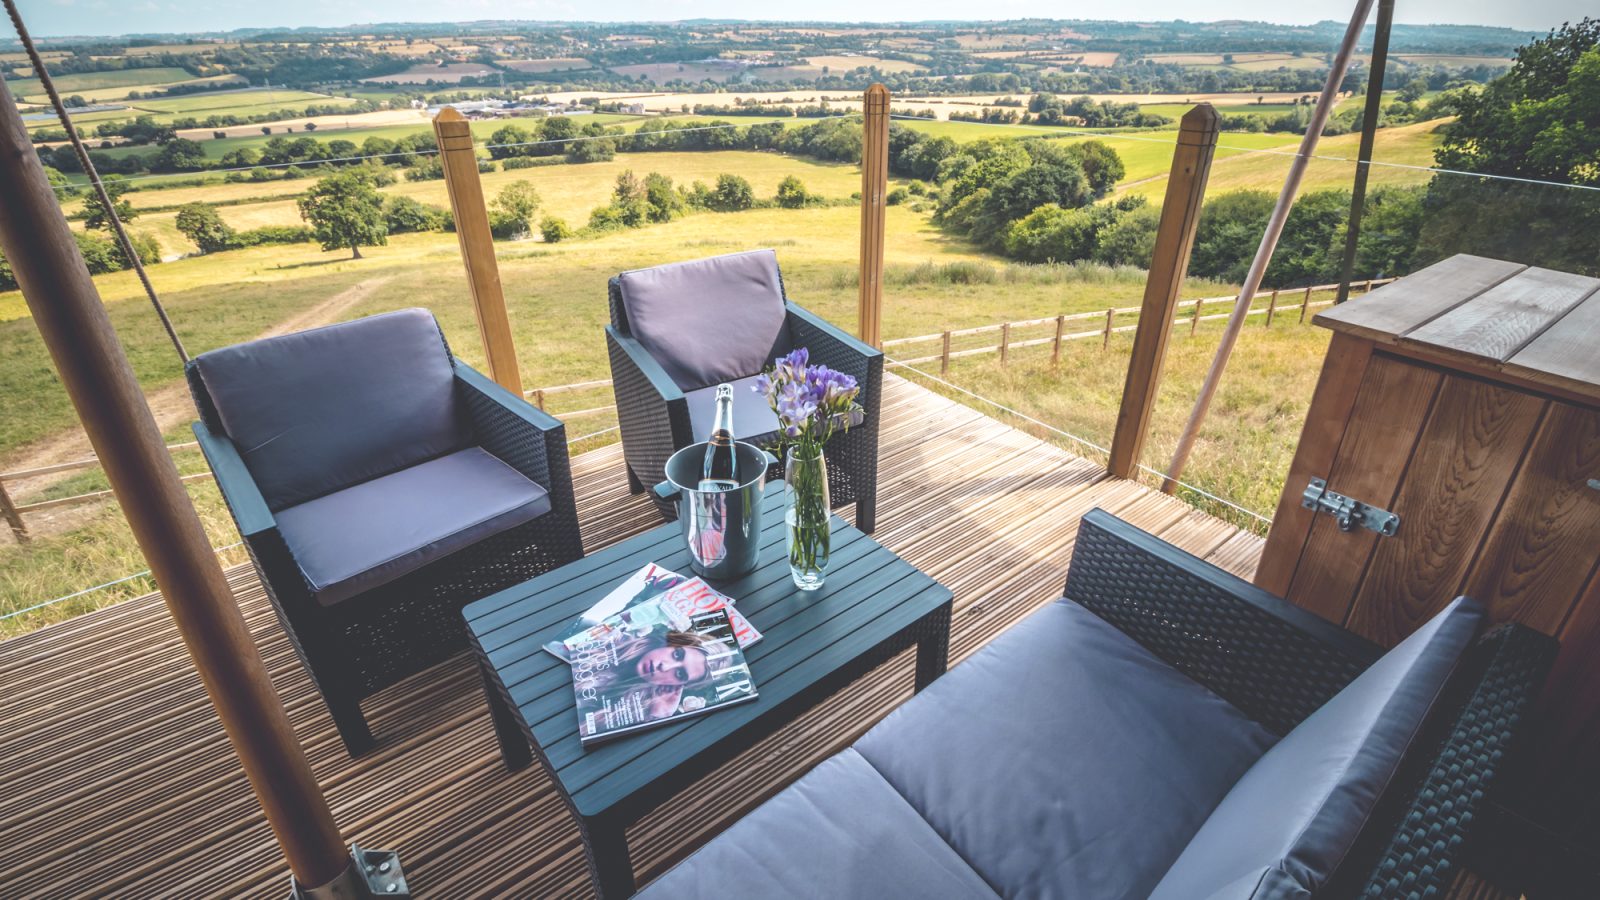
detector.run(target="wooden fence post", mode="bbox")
[1300,285,1313,323]
[1265,289,1279,327]
[1102,308,1115,349]
[940,330,952,376]
[1052,315,1066,365]
[999,322,1010,366]
[532,388,546,411]
[434,107,523,396]
[857,84,890,349]
[1191,298,1203,335]
[1107,104,1220,480]
[0,479,28,543]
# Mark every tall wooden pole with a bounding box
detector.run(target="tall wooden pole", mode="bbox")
[0,78,356,893]
[857,84,890,349]
[1335,0,1395,305]
[434,107,523,395]
[1162,0,1376,493]
[1106,104,1220,480]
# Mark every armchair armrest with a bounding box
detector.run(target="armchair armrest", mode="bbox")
[1350,622,1556,898]
[607,326,693,489]
[454,361,564,489]
[605,327,683,404]
[191,420,275,538]
[785,302,881,383]
[1065,508,1382,735]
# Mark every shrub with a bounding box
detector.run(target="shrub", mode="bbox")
[775,175,811,209]
[540,216,573,243]
[886,187,909,206]
[907,180,927,196]
[383,195,450,234]
[708,174,755,212]
[405,157,445,181]
[501,156,551,170]
[644,172,684,223]
[566,137,616,163]
[234,225,314,247]
[490,182,542,239]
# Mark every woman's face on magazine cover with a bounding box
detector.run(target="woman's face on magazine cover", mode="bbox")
[636,644,708,685]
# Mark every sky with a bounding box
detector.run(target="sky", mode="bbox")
[13,0,1588,38]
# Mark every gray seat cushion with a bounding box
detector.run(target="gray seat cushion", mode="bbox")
[638,748,999,900]
[191,308,466,511]
[685,375,782,442]
[617,249,791,392]
[854,598,1279,900]
[275,447,551,607]
[1148,597,1485,900]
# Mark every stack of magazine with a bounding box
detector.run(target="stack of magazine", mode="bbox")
[546,564,761,746]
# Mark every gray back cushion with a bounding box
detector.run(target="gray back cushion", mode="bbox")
[192,308,466,511]
[1148,597,1486,899]
[617,249,790,391]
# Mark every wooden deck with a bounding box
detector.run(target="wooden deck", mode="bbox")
[0,375,1271,897]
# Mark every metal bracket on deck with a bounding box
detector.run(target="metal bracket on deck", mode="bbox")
[1302,478,1400,537]
[290,845,409,899]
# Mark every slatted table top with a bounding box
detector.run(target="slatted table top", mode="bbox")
[464,483,952,820]
[1315,254,1600,404]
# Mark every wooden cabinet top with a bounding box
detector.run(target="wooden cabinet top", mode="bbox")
[1315,253,1600,405]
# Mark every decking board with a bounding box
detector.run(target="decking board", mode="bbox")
[2,376,1303,898]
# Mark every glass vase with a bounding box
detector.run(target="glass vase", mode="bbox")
[784,446,831,591]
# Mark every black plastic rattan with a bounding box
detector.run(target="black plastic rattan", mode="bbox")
[605,270,883,534]
[1067,510,1557,899]
[189,360,585,757]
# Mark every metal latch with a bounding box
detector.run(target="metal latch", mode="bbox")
[1302,478,1400,536]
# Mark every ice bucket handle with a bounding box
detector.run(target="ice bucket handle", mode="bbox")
[653,448,779,502]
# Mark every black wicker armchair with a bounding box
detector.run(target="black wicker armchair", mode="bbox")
[605,249,883,533]
[188,309,583,757]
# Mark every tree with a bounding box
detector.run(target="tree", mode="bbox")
[487,124,534,159]
[490,181,541,239]
[1190,190,1273,283]
[297,171,387,259]
[175,203,237,254]
[1398,77,1429,103]
[81,176,136,231]
[304,122,317,132]
[643,172,684,223]
[708,174,755,212]
[154,138,207,172]
[1093,203,1163,267]
[776,175,811,209]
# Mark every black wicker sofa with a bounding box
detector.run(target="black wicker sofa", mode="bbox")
[637,509,1555,899]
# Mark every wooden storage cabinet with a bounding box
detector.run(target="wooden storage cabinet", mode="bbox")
[1258,254,1600,842]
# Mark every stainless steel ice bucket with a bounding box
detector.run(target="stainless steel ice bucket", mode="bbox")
[653,441,776,581]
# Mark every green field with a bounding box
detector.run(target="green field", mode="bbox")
[131,88,348,114]
[4,66,195,99]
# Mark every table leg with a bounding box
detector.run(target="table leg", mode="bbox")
[914,605,951,692]
[583,816,637,899]
[479,660,533,771]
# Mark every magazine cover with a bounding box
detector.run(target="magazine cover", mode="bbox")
[656,578,763,651]
[542,563,688,659]
[567,605,758,747]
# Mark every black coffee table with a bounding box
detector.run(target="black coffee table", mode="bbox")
[462,483,952,898]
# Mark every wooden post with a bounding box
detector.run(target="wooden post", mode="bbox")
[434,107,523,396]
[940,330,952,376]
[532,388,546,411]
[1052,315,1066,365]
[1102,308,1115,349]
[0,77,357,893]
[1191,298,1203,335]
[0,479,28,543]
[1265,289,1279,327]
[1300,285,1314,323]
[999,323,1010,366]
[857,84,890,349]
[1107,104,1221,480]
[1362,278,1373,293]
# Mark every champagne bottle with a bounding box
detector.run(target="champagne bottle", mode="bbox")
[700,384,739,491]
